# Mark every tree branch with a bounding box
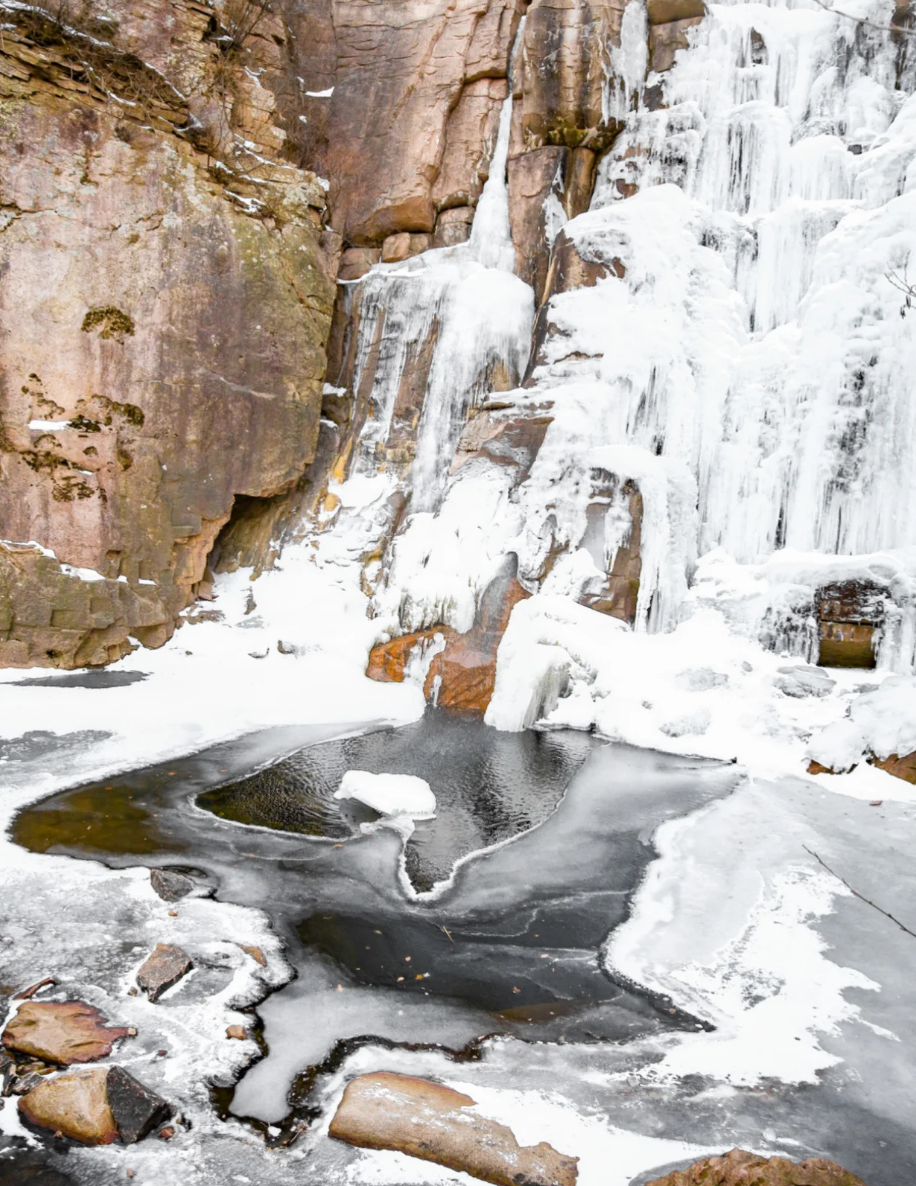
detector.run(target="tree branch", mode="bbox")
[807,0,915,37]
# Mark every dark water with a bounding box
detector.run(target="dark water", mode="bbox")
[10,714,740,1128]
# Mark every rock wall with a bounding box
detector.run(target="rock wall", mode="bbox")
[0,0,702,670]
[0,0,337,666]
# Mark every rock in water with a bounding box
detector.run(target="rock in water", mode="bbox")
[329,1071,578,1186]
[18,1068,118,1144]
[645,1148,867,1185]
[2,1001,130,1065]
[136,944,193,1002]
[106,1066,173,1144]
[150,869,194,902]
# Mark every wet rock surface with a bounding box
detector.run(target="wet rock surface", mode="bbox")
[150,869,194,903]
[330,1071,578,1186]
[18,1068,117,1145]
[106,1066,173,1144]
[644,1148,866,1186]
[2,1002,129,1066]
[136,945,193,1003]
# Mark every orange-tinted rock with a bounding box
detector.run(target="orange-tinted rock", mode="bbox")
[2,1002,130,1066]
[645,1147,865,1185]
[339,247,382,281]
[136,944,193,1002]
[869,751,916,783]
[434,78,508,212]
[367,630,450,684]
[649,16,704,72]
[329,1071,579,1186]
[646,0,706,24]
[19,1068,118,1145]
[508,147,568,296]
[319,0,524,244]
[433,207,476,248]
[0,4,336,669]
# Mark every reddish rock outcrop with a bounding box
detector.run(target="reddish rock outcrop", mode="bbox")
[2,1001,130,1066]
[0,1,337,668]
[645,1147,865,1186]
[329,1071,578,1186]
[367,566,529,715]
[311,0,524,245]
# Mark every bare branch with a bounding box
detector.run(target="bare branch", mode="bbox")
[804,845,916,939]
[806,0,915,37]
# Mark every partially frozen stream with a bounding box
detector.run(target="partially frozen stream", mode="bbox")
[8,718,735,1152]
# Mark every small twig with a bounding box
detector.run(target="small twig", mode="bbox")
[13,976,56,1000]
[441,925,454,944]
[807,0,916,37]
[804,846,916,939]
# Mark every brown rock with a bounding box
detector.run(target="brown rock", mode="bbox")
[649,16,705,72]
[136,944,192,1002]
[434,78,508,212]
[868,751,916,783]
[645,1147,865,1185]
[239,944,268,967]
[0,3,337,670]
[815,580,884,669]
[339,247,383,282]
[508,147,567,297]
[319,0,523,244]
[150,869,194,903]
[511,0,628,156]
[329,1071,578,1186]
[106,1065,173,1144]
[226,1025,249,1040]
[433,207,476,248]
[2,1002,130,1066]
[18,1068,118,1145]
[646,0,706,23]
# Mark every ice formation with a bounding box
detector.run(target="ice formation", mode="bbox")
[335,770,436,817]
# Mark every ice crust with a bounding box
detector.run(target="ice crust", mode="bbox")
[336,770,437,817]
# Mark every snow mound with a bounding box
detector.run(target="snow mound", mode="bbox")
[335,770,436,817]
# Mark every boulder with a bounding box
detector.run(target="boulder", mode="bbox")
[815,581,884,669]
[18,1068,118,1145]
[329,1071,578,1186]
[150,869,194,903]
[136,944,193,1002]
[645,1147,865,1185]
[2,1001,130,1066]
[106,1065,173,1144]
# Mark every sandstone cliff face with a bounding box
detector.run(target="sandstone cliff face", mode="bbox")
[0,0,337,666]
[0,0,703,672]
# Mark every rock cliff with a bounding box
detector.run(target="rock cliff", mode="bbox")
[0,0,704,669]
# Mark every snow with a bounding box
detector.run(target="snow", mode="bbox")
[335,771,436,818]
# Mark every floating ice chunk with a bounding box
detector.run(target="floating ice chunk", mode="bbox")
[335,771,436,818]
[28,419,70,430]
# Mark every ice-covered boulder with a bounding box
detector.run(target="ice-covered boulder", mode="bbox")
[335,772,435,818]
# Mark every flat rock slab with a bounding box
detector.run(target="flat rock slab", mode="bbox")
[329,1071,578,1186]
[137,944,192,1001]
[646,1148,867,1185]
[150,868,194,902]
[2,1001,130,1065]
[106,1065,173,1144]
[19,1067,118,1144]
